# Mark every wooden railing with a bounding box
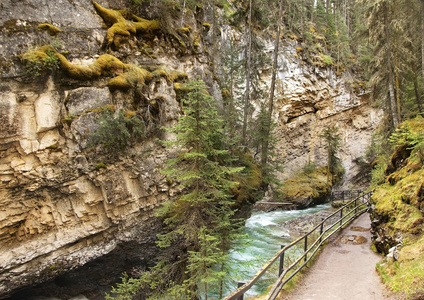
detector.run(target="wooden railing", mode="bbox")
[222,191,373,300]
[330,189,363,202]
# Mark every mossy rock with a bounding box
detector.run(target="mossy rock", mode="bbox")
[371,117,424,296]
[21,45,155,92]
[176,26,191,35]
[151,68,169,79]
[38,23,61,36]
[280,167,332,208]
[202,22,211,32]
[221,89,231,99]
[169,71,188,82]
[93,1,160,48]
[231,153,262,207]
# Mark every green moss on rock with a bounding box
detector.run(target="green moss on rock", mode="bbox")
[38,23,61,36]
[93,1,160,48]
[280,167,332,207]
[21,46,156,91]
[371,117,424,297]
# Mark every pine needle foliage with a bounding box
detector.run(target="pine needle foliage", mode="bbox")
[89,109,144,152]
[107,78,245,300]
[156,79,244,299]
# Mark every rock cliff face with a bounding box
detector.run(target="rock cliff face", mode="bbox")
[270,45,382,187]
[0,0,381,297]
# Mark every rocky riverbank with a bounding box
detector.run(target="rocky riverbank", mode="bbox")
[280,205,339,237]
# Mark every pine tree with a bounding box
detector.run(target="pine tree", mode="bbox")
[105,79,244,300]
[319,125,344,184]
[156,78,244,298]
[360,0,411,129]
[253,103,284,192]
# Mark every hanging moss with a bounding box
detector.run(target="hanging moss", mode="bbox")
[20,46,60,79]
[221,89,231,99]
[193,35,200,48]
[176,25,191,37]
[21,46,157,91]
[169,70,188,82]
[38,23,61,36]
[202,22,211,32]
[173,82,190,101]
[151,68,169,79]
[93,1,160,48]
[107,65,152,91]
[21,45,189,93]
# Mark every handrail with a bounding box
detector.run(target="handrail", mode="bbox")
[222,191,372,300]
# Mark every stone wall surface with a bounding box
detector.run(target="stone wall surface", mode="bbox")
[0,0,382,297]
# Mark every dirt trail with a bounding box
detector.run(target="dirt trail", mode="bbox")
[282,213,398,300]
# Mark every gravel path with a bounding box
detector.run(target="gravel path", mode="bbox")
[281,213,398,300]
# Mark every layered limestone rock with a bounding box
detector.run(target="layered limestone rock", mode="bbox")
[0,0,213,297]
[0,80,174,296]
[219,27,382,190]
[270,42,382,188]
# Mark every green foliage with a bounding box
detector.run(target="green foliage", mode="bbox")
[280,166,332,204]
[105,273,144,300]
[370,155,389,188]
[303,159,317,174]
[107,78,245,300]
[319,125,344,182]
[185,227,227,299]
[89,109,144,152]
[319,54,333,67]
[388,116,424,164]
[22,48,60,80]
[251,103,284,192]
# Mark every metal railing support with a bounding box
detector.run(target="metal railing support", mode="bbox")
[279,245,285,276]
[304,235,308,262]
[237,282,245,300]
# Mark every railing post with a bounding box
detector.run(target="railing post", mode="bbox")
[279,245,285,276]
[340,207,343,228]
[354,198,357,215]
[319,217,324,244]
[237,282,245,300]
[304,235,308,262]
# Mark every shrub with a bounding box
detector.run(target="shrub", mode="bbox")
[89,109,144,152]
[303,160,317,174]
[21,48,60,79]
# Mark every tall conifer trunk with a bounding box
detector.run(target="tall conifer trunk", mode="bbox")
[261,0,283,167]
[384,5,400,129]
[242,0,252,147]
[421,0,424,93]
[412,63,423,113]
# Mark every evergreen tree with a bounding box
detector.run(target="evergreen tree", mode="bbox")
[319,125,344,184]
[155,78,244,298]
[253,103,284,192]
[106,79,244,300]
[220,39,245,153]
[360,0,412,130]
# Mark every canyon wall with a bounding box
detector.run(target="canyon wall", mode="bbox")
[0,0,381,297]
